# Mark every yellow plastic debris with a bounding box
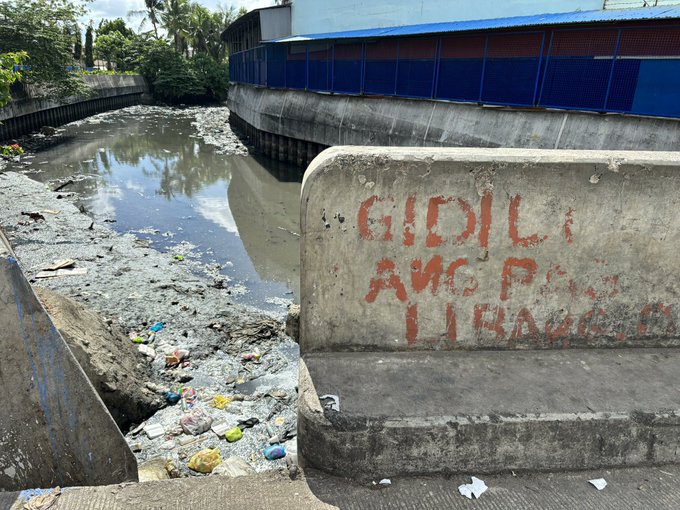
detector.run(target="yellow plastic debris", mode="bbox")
[188,448,222,474]
[210,395,232,410]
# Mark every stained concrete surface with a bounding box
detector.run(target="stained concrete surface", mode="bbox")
[6,466,680,509]
[299,350,680,475]
[301,147,680,351]
[228,82,680,153]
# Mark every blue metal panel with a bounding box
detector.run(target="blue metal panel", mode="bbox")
[436,59,484,101]
[482,58,541,105]
[631,59,680,116]
[540,58,613,110]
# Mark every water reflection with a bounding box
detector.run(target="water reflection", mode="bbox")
[15,109,302,312]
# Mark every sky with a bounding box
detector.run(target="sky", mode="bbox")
[82,0,276,28]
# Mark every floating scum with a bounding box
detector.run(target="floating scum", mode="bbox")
[301,147,680,351]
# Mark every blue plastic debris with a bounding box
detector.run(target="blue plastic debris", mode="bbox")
[263,444,286,460]
[149,322,165,332]
[165,391,181,404]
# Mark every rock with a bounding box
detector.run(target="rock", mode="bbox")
[211,456,256,478]
[35,287,163,429]
[285,304,300,342]
[40,126,57,136]
[138,458,171,482]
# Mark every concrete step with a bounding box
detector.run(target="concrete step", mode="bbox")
[299,348,680,478]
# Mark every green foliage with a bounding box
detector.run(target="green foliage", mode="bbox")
[190,54,229,101]
[95,31,130,69]
[137,41,229,104]
[0,0,89,100]
[139,41,203,103]
[85,25,95,68]
[0,52,28,107]
[97,18,134,38]
[74,24,83,61]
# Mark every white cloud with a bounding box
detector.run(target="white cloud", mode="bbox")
[81,0,276,28]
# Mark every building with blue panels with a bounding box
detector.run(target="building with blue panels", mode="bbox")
[224,2,680,119]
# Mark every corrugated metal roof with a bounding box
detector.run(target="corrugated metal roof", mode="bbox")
[272,6,680,43]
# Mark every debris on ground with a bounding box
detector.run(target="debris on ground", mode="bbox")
[211,455,256,477]
[188,448,222,474]
[35,267,87,278]
[589,478,607,491]
[458,476,488,500]
[263,444,286,461]
[22,486,61,510]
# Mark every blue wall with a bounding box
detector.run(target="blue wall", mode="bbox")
[229,23,680,119]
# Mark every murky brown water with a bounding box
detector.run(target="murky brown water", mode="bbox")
[11,107,302,313]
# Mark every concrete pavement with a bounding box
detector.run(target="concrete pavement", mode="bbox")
[5,465,680,509]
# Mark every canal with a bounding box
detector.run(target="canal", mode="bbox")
[9,106,302,313]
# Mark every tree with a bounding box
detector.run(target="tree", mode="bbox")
[84,25,95,68]
[128,0,165,39]
[161,0,191,54]
[0,0,88,99]
[139,40,203,102]
[95,32,129,70]
[0,52,28,107]
[74,24,83,62]
[97,18,134,38]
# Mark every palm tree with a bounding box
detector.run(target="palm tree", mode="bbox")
[128,0,165,39]
[161,0,191,54]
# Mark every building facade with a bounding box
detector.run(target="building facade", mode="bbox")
[224,2,680,119]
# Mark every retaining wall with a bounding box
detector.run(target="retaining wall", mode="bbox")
[0,75,148,142]
[227,83,680,166]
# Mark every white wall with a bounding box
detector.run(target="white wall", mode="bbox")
[291,0,605,35]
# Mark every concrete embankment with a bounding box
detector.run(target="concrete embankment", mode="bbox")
[0,75,148,141]
[227,83,680,166]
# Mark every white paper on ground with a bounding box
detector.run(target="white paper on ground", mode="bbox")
[589,478,607,490]
[458,476,488,499]
[379,479,391,486]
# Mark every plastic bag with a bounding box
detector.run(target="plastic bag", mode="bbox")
[188,448,222,474]
[225,426,243,442]
[263,444,286,460]
[180,408,213,435]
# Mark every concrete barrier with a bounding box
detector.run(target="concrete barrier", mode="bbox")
[0,232,137,490]
[298,147,680,477]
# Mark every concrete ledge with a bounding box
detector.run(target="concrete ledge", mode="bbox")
[299,349,680,477]
[228,83,680,153]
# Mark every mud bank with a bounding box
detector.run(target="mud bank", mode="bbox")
[0,107,299,478]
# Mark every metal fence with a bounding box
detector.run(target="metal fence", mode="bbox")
[230,23,680,118]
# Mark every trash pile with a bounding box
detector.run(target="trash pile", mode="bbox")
[124,316,299,478]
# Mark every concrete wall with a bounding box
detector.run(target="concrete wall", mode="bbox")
[301,147,680,351]
[0,233,137,491]
[290,0,603,34]
[228,83,680,156]
[0,75,148,142]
